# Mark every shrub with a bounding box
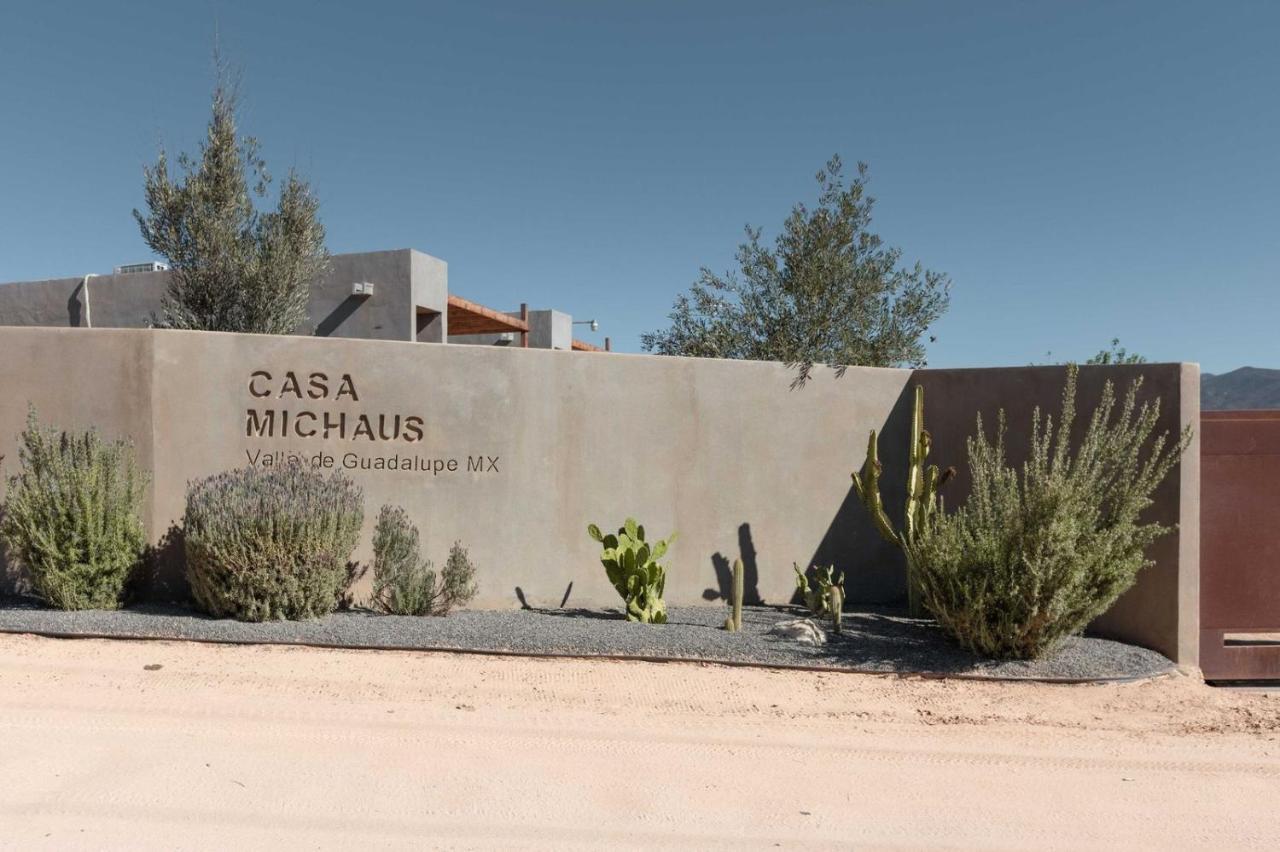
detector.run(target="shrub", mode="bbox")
[587,518,675,623]
[912,366,1193,659]
[183,462,363,621]
[0,409,147,610]
[369,504,477,616]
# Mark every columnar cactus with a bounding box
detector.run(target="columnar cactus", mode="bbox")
[828,583,844,634]
[724,557,744,632]
[851,385,952,616]
[587,518,675,624]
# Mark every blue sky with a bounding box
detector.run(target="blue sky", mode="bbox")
[1,0,1276,372]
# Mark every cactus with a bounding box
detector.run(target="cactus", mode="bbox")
[587,518,675,624]
[794,563,844,622]
[828,583,844,634]
[724,557,744,631]
[851,385,952,617]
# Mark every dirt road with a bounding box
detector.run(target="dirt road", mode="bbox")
[1,633,1277,850]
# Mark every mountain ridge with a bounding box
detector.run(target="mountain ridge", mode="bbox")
[1201,366,1280,411]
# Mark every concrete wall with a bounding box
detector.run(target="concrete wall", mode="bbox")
[0,249,449,342]
[0,327,1200,662]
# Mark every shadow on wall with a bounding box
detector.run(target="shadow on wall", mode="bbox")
[67,283,84,327]
[134,523,189,603]
[803,384,918,607]
[314,295,365,337]
[704,523,764,605]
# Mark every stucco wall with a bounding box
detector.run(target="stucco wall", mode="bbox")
[0,327,1200,662]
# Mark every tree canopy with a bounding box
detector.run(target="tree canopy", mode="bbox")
[642,156,950,384]
[134,69,328,334]
[1085,338,1147,365]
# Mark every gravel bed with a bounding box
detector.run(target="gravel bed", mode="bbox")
[0,597,1173,681]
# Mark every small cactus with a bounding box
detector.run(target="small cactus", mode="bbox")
[828,583,844,634]
[794,563,844,622]
[724,557,744,632]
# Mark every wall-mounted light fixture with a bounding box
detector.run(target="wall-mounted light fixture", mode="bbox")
[351,281,375,297]
[574,319,599,332]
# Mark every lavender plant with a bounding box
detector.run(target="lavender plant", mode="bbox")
[369,504,477,616]
[183,462,363,621]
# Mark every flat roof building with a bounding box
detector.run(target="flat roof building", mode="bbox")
[0,248,611,353]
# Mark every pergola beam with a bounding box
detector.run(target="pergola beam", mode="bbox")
[446,295,531,336]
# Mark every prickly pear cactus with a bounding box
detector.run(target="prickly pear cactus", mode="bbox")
[587,518,675,624]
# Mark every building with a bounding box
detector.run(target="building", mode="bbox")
[0,248,611,352]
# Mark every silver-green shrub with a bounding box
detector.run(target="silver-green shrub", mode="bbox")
[913,366,1193,659]
[183,462,363,621]
[0,409,147,610]
[369,504,477,616]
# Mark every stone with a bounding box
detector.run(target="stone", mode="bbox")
[767,618,827,646]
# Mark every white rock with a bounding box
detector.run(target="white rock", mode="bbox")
[767,618,827,646]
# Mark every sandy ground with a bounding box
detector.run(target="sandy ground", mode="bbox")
[1,634,1278,850]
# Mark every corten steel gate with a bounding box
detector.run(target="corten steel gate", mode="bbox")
[1201,410,1280,680]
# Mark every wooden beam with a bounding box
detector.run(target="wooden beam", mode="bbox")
[446,294,530,336]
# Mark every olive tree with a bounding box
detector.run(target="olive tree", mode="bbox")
[134,69,328,334]
[642,156,950,384]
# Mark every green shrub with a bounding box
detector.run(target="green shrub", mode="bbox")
[183,462,363,621]
[0,409,147,610]
[587,518,674,623]
[913,366,1192,659]
[369,504,477,616]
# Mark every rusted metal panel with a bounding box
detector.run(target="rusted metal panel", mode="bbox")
[1200,410,1280,680]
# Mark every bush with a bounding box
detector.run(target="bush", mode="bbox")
[0,410,148,610]
[912,366,1192,659]
[183,462,363,621]
[369,504,477,616]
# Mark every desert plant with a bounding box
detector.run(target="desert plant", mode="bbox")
[851,385,953,616]
[794,563,844,620]
[587,519,675,623]
[912,366,1193,659]
[369,504,477,616]
[183,462,363,621]
[0,409,147,609]
[723,557,744,632]
[828,584,844,635]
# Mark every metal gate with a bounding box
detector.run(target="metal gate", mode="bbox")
[1200,410,1280,680]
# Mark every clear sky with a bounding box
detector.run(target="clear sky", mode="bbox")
[1,1,1276,373]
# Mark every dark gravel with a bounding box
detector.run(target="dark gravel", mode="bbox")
[0,596,1173,681]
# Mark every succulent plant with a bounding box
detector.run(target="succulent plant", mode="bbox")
[851,384,953,616]
[723,557,744,632]
[828,583,844,634]
[794,563,844,621]
[587,518,675,624]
